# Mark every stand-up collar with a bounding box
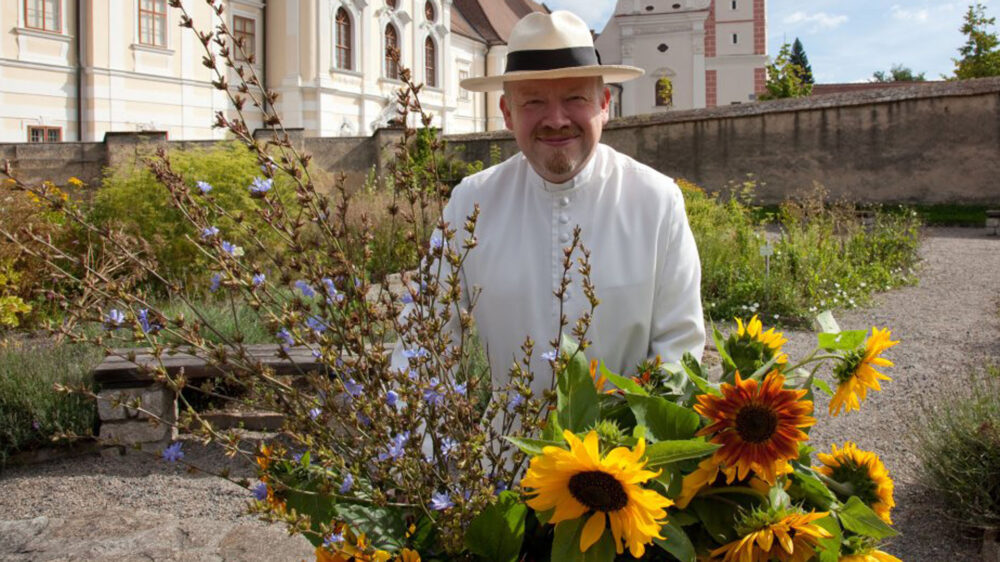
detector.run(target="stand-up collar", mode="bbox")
[534,145,602,194]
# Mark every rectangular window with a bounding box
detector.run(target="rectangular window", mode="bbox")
[732,33,739,45]
[731,0,737,9]
[139,0,167,47]
[458,70,469,100]
[24,0,61,32]
[233,15,255,62]
[28,126,61,143]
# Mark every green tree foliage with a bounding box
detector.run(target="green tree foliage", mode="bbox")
[953,2,1000,79]
[872,64,926,82]
[789,38,814,84]
[758,42,813,100]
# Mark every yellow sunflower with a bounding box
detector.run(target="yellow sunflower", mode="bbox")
[737,315,789,365]
[694,371,815,484]
[521,429,673,558]
[839,549,902,562]
[676,456,792,509]
[815,442,895,524]
[711,510,832,562]
[829,327,899,416]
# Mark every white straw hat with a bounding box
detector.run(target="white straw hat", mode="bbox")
[459,11,644,92]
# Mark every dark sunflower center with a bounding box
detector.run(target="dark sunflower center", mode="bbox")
[568,471,629,512]
[735,404,779,443]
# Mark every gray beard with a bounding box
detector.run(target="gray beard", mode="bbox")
[544,151,574,177]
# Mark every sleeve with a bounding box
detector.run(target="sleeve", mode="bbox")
[648,184,706,363]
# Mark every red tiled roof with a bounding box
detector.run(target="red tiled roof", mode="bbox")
[450,5,485,43]
[452,0,548,46]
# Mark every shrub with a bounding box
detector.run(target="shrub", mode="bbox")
[0,338,101,466]
[88,141,298,290]
[916,366,1000,532]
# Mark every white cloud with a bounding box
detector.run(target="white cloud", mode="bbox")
[783,11,849,31]
[890,4,930,22]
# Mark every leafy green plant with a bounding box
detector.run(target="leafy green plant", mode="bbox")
[0,339,101,466]
[916,365,1000,532]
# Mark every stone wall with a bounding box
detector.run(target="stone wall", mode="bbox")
[445,77,1000,205]
[3,78,1000,205]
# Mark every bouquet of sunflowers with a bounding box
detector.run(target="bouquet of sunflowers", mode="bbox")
[255,312,900,562]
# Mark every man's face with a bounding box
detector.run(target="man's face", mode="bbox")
[500,77,611,183]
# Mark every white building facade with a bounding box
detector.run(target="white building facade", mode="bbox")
[595,0,766,116]
[0,0,544,143]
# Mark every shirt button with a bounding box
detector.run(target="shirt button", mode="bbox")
[559,232,570,243]
[559,196,570,207]
[558,213,569,224]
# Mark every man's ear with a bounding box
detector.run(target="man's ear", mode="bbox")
[500,94,515,131]
[600,86,611,125]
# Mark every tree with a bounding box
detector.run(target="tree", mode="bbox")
[758,42,813,100]
[789,38,814,84]
[953,3,1000,79]
[872,64,926,82]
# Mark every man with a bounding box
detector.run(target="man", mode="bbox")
[398,11,705,397]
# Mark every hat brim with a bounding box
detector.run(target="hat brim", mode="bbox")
[460,65,644,92]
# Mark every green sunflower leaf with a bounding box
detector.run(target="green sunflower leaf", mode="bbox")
[653,519,697,562]
[838,496,898,539]
[814,514,843,562]
[643,439,720,468]
[601,363,648,395]
[464,491,527,562]
[504,436,562,457]
[818,330,867,351]
[557,335,599,432]
[812,377,835,396]
[551,516,616,562]
[787,466,838,511]
[680,353,721,397]
[625,394,700,441]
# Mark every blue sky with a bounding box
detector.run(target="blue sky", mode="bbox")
[544,0,990,83]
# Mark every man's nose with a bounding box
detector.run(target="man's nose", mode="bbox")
[539,101,572,129]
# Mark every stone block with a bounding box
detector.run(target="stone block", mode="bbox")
[99,420,176,445]
[97,385,174,422]
[986,211,1000,235]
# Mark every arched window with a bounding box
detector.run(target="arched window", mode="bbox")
[384,24,399,79]
[335,8,352,70]
[386,0,396,9]
[655,77,673,107]
[424,36,437,88]
[424,1,435,22]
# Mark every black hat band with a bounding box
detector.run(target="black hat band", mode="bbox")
[505,46,602,73]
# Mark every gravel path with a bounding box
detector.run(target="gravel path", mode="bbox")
[1,227,997,561]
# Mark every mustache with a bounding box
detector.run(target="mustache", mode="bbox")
[535,127,581,139]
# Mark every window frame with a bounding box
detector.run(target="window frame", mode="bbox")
[384,23,400,80]
[28,126,62,143]
[138,0,168,47]
[424,36,437,88]
[232,14,256,62]
[23,0,62,33]
[425,1,436,23]
[458,70,470,100]
[335,7,353,71]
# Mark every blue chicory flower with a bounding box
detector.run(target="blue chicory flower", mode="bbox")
[430,235,443,250]
[305,316,327,334]
[386,390,399,408]
[541,349,559,362]
[249,176,272,195]
[440,437,458,458]
[221,241,239,256]
[342,378,363,397]
[104,309,125,330]
[508,391,525,411]
[430,491,454,511]
[357,412,371,427]
[309,407,322,420]
[402,347,429,360]
[209,273,222,292]
[276,328,294,347]
[137,308,160,334]
[162,441,184,462]
[339,473,354,494]
[451,381,467,397]
[423,377,444,407]
[201,226,219,239]
[323,532,344,546]
[294,280,315,298]
[252,273,265,286]
[196,180,213,194]
[252,481,268,501]
[379,431,410,461]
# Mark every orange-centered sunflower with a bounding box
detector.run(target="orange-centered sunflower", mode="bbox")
[521,429,673,558]
[829,327,898,416]
[815,442,896,524]
[711,510,832,562]
[737,315,789,364]
[694,371,815,484]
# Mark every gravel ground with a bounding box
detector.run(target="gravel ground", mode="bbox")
[1,227,997,561]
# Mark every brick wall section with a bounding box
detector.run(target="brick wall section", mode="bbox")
[706,70,718,108]
[753,0,766,55]
[704,0,716,58]
[754,67,766,96]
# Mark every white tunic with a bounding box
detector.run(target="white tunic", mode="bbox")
[395,143,705,397]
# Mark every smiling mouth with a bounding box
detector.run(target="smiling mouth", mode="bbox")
[537,135,578,146]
